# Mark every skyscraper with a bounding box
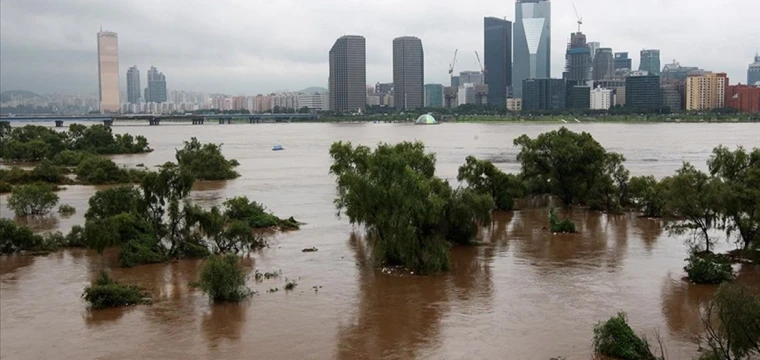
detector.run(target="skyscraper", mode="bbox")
[97,30,120,113]
[749,54,760,85]
[563,32,590,84]
[146,66,167,103]
[126,66,141,104]
[484,17,512,106]
[522,78,566,112]
[639,49,661,75]
[593,48,614,80]
[329,35,366,113]
[685,73,728,111]
[513,0,551,98]
[392,36,424,110]
[424,84,444,108]
[626,74,661,109]
[614,52,632,71]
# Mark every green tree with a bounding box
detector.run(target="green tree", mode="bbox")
[175,137,240,180]
[665,163,721,253]
[82,271,149,309]
[513,127,619,206]
[457,156,523,211]
[195,254,250,302]
[708,146,760,250]
[7,183,59,216]
[592,312,661,360]
[85,185,143,221]
[700,283,760,359]
[629,176,672,218]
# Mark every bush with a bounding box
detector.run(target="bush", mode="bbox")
[195,254,250,302]
[0,218,41,253]
[7,183,60,216]
[75,157,129,184]
[82,271,149,309]
[52,150,95,167]
[549,208,576,233]
[85,186,143,221]
[0,181,11,193]
[118,236,166,267]
[58,204,76,215]
[593,312,655,360]
[223,196,298,230]
[684,253,734,284]
[700,283,760,359]
[175,137,239,180]
[65,225,87,247]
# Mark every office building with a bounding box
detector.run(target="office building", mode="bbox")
[459,71,483,85]
[626,74,661,109]
[522,78,566,112]
[749,54,760,85]
[513,0,551,98]
[563,32,590,84]
[424,84,444,108]
[393,36,424,110]
[661,60,706,82]
[507,98,522,112]
[639,49,661,76]
[146,66,167,103]
[593,48,614,80]
[726,84,760,113]
[587,41,600,80]
[614,52,632,71]
[484,17,512,106]
[97,30,120,113]
[661,82,684,111]
[567,85,590,109]
[590,87,612,110]
[126,66,140,104]
[685,73,728,111]
[329,35,367,113]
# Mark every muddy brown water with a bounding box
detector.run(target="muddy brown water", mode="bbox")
[1,122,760,359]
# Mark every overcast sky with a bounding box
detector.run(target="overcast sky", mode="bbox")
[1,0,758,95]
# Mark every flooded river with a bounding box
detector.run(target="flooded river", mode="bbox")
[1,122,759,359]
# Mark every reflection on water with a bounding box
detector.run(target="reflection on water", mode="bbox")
[1,123,759,359]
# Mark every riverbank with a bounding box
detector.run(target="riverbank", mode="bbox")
[312,114,759,124]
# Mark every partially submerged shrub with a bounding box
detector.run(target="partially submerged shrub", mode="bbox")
[195,254,250,302]
[0,218,42,253]
[593,312,654,360]
[118,236,166,268]
[58,204,76,215]
[284,279,297,291]
[7,183,60,216]
[699,283,760,359]
[549,208,576,233]
[685,253,734,284]
[82,271,149,309]
[65,225,87,248]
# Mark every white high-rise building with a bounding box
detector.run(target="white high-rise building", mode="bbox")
[590,86,612,110]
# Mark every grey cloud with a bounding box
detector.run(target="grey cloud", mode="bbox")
[1,0,758,95]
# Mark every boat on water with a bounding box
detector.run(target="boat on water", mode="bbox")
[272,144,284,151]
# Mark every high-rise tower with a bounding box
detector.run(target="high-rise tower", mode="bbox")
[97,30,120,113]
[393,36,424,110]
[484,17,512,105]
[513,0,551,98]
[748,54,760,85]
[146,66,167,103]
[126,66,140,104]
[329,35,366,113]
[639,49,661,75]
[563,31,590,84]
[593,48,614,80]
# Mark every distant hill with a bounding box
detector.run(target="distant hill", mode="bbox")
[298,86,328,94]
[1,90,42,103]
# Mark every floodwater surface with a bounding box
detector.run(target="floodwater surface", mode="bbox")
[2,122,760,359]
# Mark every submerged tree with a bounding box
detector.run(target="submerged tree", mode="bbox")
[513,127,625,207]
[708,146,760,250]
[195,254,251,302]
[175,137,240,180]
[329,141,493,274]
[7,183,60,217]
[629,175,672,218]
[665,163,721,253]
[700,283,760,359]
[457,155,523,211]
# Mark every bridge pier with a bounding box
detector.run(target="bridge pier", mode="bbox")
[149,117,160,126]
[103,119,113,127]
[192,118,204,125]
[55,120,64,128]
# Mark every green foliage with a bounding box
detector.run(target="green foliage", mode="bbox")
[514,127,622,206]
[82,271,149,309]
[666,163,721,253]
[75,156,145,185]
[330,141,494,274]
[549,208,576,233]
[593,312,656,360]
[175,137,239,180]
[0,218,42,253]
[457,155,523,210]
[65,225,87,247]
[628,175,671,218]
[7,183,59,216]
[67,124,151,154]
[85,186,143,221]
[700,283,760,359]
[118,236,166,267]
[684,253,734,284]
[222,196,299,230]
[52,150,95,166]
[0,161,72,186]
[708,146,760,250]
[196,254,250,302]
[0,181,11,193]
[58,204,76,215]
[284,279,297,291]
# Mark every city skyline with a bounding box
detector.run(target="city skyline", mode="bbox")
[0,0,758,95]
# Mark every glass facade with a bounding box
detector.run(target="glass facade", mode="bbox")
[393,36,424,110]
[639,49,661,75]
[513,0,551,98]
[522,78,566,112]
[329,35,367,113]
[97,31,120,113]
[484,17,512,106]
[626,75,662,109]
[424,84,444,108]
[126,66,140,104]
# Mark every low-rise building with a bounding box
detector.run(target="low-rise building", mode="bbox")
[590,87,612,110]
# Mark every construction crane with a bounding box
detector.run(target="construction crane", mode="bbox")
[572,3,583,33]
[448,49,458,76]
[474,51,485,82]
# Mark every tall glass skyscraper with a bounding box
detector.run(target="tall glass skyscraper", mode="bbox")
[97,30,120,113]
[749,54,760,85]
[639,49,661,75]
[329,35,366,113]
[126,66,141,104]
[393,36,424,110]
[513,0,551,98]
[484,17,512,106]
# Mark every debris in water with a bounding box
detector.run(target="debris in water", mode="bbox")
[302,247,319,252]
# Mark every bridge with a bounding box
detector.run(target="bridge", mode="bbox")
[0,113,320,127]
